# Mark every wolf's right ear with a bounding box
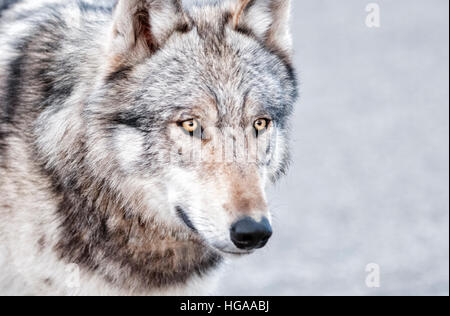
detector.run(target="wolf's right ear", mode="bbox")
[107,0,187,70]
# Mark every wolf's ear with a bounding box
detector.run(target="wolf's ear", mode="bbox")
[232,0,292,59]
[107,0,187,68]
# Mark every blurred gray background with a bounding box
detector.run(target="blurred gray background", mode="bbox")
[218,0,449,296]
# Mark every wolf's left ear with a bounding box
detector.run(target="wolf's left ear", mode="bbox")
[107,0,187,70]
[232,0,292,60]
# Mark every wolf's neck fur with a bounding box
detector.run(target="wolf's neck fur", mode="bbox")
[42,155,222,291]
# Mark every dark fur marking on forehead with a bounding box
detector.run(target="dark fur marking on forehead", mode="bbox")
[107,111,164,134]
[222,11,233,24]
[235,25,256,38]
[175,21,192,34]
[110,111,145,130]
[219,11,233,35]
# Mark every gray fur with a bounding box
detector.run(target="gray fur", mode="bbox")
[0,0,297,295]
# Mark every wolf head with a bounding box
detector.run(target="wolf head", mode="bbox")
[85,0,297,256]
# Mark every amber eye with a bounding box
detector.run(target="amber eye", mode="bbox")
[180,119,199,134]
[254,118,270,132]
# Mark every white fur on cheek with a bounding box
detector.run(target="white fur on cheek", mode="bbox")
[165,166,232,248]
[114,127,145,171]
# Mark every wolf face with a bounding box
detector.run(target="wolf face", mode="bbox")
[83,0,297,256]
[80,0,296,254]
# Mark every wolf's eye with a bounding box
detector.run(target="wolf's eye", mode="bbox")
[254,118,270,133]
[180,119,199,135]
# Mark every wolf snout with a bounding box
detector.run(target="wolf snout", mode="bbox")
[230,217,272,251]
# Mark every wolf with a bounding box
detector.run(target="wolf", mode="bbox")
[0,0,297,295]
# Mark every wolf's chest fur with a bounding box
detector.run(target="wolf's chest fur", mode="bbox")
[0,0,297,295]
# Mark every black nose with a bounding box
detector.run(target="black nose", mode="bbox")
[230,217,273,250]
